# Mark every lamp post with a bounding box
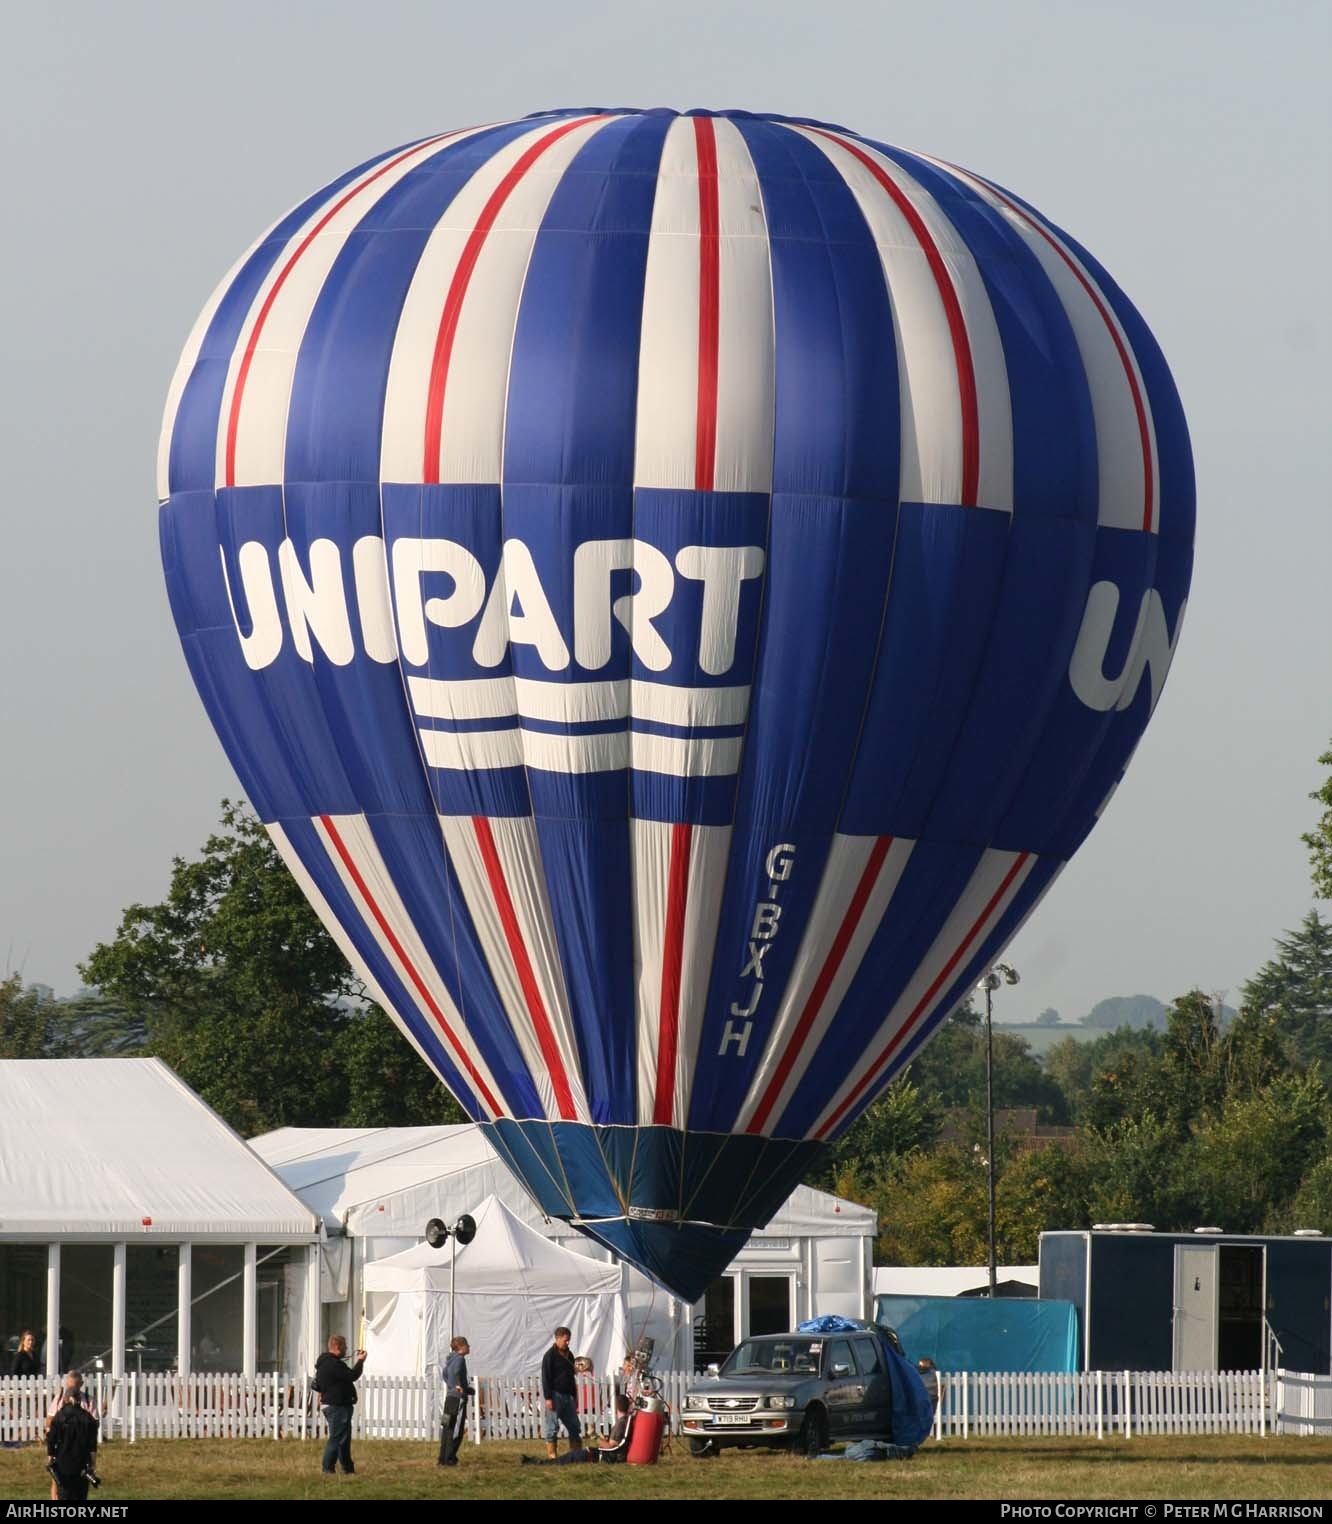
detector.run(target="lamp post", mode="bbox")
[978,962,1020,1298]
[425,1214,478,1345]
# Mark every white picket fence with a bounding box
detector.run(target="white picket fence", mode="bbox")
[3,1369,1330,1445]
[932,1369,1278,1439]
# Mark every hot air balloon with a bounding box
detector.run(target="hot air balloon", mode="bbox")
[159,108,1193,1303]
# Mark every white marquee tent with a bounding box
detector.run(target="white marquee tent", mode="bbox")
[0,1059,319,1378]
[361,1195,626,1377]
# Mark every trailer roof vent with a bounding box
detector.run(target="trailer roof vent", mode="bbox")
[1293,1228,1324,1237]
[1124,1223,1155,1232]
[1091,1222,1118,1231]
[1194,1226,1224,1234]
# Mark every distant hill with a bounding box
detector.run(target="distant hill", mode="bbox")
[989,1022,1103,1055]
[1079,994,1237,1030]
[994,993,1238,1054]
[1081,994,1168,1030]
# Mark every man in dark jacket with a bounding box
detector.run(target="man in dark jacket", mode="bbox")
[46,1389,99,1501]
[314,1335,366,1476]
[540,1326,580,1459]
[437,1335,472,1467]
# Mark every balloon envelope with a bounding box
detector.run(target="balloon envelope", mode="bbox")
[159,108,1193,1302]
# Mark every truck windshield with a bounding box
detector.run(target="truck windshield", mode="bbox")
[721,1338,824,1376]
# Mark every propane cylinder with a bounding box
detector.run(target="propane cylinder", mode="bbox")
[626,1395,667,1465]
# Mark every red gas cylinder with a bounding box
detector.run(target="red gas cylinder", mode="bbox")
[626,1396,667,1465]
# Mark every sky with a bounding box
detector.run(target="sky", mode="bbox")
[2,0,1328,1025]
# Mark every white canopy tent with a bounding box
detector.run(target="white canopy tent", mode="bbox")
[361,1196,627,1377]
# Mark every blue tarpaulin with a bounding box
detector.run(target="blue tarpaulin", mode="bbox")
[873,1295,1079,1373]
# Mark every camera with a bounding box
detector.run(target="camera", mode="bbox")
[45,1459,101,1490]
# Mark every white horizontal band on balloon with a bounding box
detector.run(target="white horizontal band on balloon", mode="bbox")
[406,675,751,727]
[417,727,744,776]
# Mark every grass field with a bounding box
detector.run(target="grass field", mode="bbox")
[2,1435,1330,1501]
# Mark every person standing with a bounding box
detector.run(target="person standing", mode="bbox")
[915,1357,945,1425]
[314,1335,366,1476]
[43,1374,98,1501]
[437,1336,472,1468]
[45,1388,99,1501]
[540,1326,580,1459]
[11,1331,38,1376]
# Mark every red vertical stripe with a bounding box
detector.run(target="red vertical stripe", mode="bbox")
[746,837,893,1135]
[653,823,694,1125]
[318,816,503,1118]
[421,115,601,483]
[970,173,1155,533]
[470,816,578,1121]
[649,119,721,1123]
[693,116,721,492]
[816,852,1031,1140]
[811,129,981,508]
[224,132,459,488]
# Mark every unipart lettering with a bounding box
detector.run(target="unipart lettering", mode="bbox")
[219,534,765,678]
[1068,582,1186,714]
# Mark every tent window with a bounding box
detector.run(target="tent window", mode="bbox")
[1,1244,48,1369]
[257,1245,297,1374]
[126,1245,178,1372]
[59,1245,114,1374]
[191,1246,245,1373]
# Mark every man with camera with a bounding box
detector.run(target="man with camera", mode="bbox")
[314,1334,366,1476]
[46,1387,100,1500]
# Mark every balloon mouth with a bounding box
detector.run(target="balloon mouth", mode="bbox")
[480,1118,832,1303]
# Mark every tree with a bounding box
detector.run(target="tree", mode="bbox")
[339,1008,467,1128]
[907,1007,1070,1123]
[856,1146,990,1266]
[82,801,463,1133]
[1080,1111,1183,1227]
[1271,1154,1332,1235]
[1241,911,1332,1072]
[1304,743,1332,899]
[43,992,147,1057]
[1183,1074,1328,1234]
[0,975,50,1058]
[1082,991,1277,1137]
[1035,1008,1062,1026]
[813,1079,937,1191]
[994,1145,1090,1260]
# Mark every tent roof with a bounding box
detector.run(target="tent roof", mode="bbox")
[249,1125,876,1240]
[363,1195,623,1296]
[0,1059,318,1237]
[248,1124,507,1234]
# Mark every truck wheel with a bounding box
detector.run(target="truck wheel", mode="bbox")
[794,1407,828,1459]
[688,1437,719,1458]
